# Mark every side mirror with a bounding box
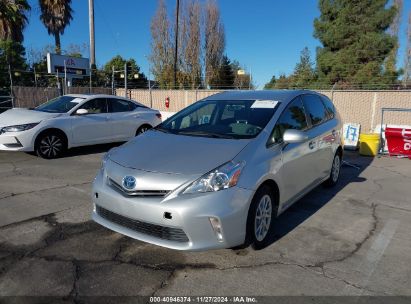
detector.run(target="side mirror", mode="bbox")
[75,109,89,115]
[283,129,308,144]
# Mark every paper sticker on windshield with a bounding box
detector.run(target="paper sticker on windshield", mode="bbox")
[251,100,279,109]
[70,98,85,104]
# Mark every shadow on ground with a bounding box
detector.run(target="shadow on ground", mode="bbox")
[63,142,124,158]
[258,151,373,249]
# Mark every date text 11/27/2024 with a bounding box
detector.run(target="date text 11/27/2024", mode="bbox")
[149,296,258,303]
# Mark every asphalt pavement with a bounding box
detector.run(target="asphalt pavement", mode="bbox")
[0,146,410,298]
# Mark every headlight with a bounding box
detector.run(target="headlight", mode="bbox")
[1,123,40,133]
[182,161,246,195]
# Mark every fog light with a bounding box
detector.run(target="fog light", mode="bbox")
[209,217,224,242]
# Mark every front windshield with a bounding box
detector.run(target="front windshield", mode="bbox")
[157,99,279,139]
[35,96,85,113]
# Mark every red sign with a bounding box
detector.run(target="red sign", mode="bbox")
[385,127,411,158]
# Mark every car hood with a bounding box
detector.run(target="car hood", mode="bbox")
[0,108,61,128]
[109,130,251,175]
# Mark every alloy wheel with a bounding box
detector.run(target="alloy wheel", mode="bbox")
[254,194,272,242]
[39,135,63,158]
[332,155,341,183]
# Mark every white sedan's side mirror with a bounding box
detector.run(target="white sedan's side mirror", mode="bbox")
[283,129,308,144]
[75,109,89,115]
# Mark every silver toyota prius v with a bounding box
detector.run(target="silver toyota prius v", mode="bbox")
[92,90,343,251]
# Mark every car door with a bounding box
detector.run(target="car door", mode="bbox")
[268,96,314,205]
[301,94,334,181]
[71,98,111,145]
[107,98,141,140]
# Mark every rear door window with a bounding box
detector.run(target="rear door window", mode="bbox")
[321,96,335,119]
[108,98,136,112]
[301,94,328,127]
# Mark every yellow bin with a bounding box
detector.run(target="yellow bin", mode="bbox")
[359,133,380,156]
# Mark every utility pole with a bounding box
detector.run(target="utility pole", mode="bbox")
[64,60,67,95]
[111,66,115,95]
[8,64,14,107]
[124,62,128,98]
[89,0,96,68]
[34,66,38,88]
[173,0,180,89]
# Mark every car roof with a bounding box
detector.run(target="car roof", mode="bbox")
[65,94,126,99]
[64,94,149,108]
[203,90,321,103]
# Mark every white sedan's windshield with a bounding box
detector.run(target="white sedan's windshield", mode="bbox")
[35,96,85,113]
[157,99,279,139]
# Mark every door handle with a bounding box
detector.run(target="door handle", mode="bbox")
[309,141,316,150]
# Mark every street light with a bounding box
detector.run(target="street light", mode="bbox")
[120,73,125,79]
[14,71,21,77]
[134,73,139,79]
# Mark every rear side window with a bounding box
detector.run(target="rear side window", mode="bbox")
[269,97,308,145]
[301,94,328,127]
[321,96,335,119]
[108,98,137,112]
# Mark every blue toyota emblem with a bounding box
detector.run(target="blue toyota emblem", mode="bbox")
[122,176,136,190]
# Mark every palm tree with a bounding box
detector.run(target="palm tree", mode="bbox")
[39,0,73,54]
[0,0,31,42]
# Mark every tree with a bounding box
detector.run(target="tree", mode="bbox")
[216,55,234,89]
[264,75,277,89]
[385,0,403,76]
[0,0,30,89]
[150,0,173,88]
[181,0,202,89]
[103,55,147,89]
[314,0,398,89]
[39,0,73,54]
[0,39,29,89]
[274,74,291,89]
[0,0,30,42]
[204,0,225,89]
[290,47,316,88]
[403,12,411,86]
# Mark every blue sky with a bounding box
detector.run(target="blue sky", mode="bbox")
[23,0,411,88]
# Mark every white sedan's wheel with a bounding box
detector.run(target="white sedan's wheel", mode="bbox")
[36,133,66,159]
[136,125,152,136]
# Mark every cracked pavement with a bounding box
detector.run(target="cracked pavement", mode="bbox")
[0,146,410,298]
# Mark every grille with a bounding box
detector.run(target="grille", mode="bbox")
[108,178,170,197]
[96,205,189,243]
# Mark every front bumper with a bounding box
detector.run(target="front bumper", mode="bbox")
[0,129,37,151]
[91,169,254,251]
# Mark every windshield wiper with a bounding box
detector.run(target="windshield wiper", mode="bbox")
[177,130,235,139]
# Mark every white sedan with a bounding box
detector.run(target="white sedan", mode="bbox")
[0,94,162,158]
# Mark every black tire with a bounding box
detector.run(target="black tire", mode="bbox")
[323,151,341,187]
[35,131,67,159]
[246,185,277,250]
[135,124,152,136]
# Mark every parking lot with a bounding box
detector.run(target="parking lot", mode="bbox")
[0,146,410,298]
